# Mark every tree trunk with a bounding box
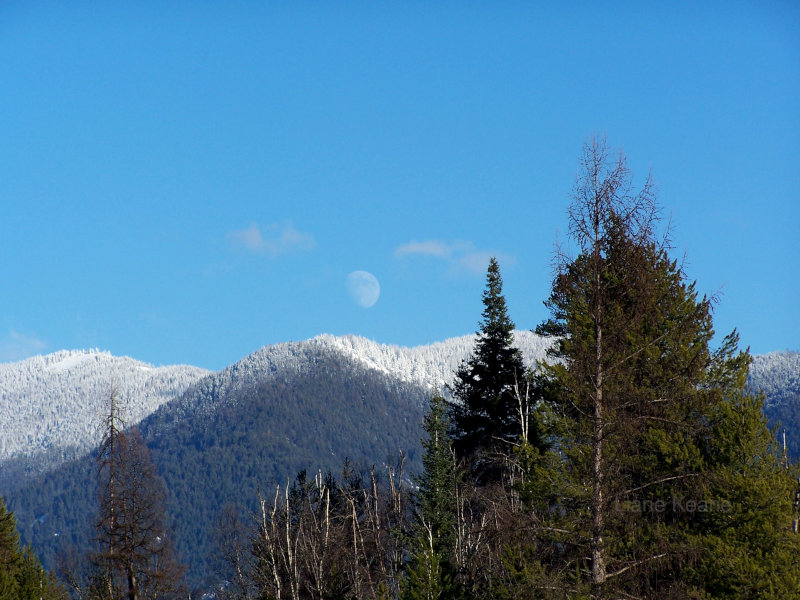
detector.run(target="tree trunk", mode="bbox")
[591,273,606,590]
[127,563,137,600]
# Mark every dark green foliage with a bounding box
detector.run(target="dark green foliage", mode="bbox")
[450,257,532,466]
[491,543,590,600]
[404,395,458,600]
[531,139,800,598]
[0,496,21,597]
[402,547,450,600]
[0,496,66,600]
[16,548,68,600]
[6,348,426,590]
[413,395,456,558]
[685,387,800,598]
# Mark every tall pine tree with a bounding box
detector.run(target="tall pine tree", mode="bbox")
[403,395,457,600]
[533,137,800,598]
[450,258,534,468]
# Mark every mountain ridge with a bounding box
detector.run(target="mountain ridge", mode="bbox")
[3,335,795,484]
[747,350,800,407]
[0,331,551,485]
[0,349,208,484]
[2,335,797,589]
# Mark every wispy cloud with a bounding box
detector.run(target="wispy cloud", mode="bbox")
[227,222,316,257]
[0,329,47,362]
[394,239,513,275]
[394,240,453,259]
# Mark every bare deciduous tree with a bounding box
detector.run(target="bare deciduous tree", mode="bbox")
[94,389,186,600]
[248,461,407,600]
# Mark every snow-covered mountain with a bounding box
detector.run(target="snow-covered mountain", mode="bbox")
[748,351,800,460]
[0,332,549,488]
[5,330,551,582]
[316,330,551,392]
[4,333,792,495]
[0,349,208,483]
[221,330,550,400]
[747,350,800,407]
[4,333,796,588]
[142,330,552,427]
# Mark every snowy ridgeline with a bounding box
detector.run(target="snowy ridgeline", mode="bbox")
[4,334,791,485]
[0,350,209,463]
[217,333,792,416]
[317,336,797,405]
[315,330,553,392]
[161,330,553,423]
[0,332,552,473]
[748,350,800,407]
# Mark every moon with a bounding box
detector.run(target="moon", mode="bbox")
[346,271,380,308]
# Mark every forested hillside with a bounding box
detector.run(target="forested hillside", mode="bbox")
[1,332,549,491]
[2,330,798,593]
[3,331,552,590]
[0,350,208,492]
[5,342,449,588]
[751,351,800,456]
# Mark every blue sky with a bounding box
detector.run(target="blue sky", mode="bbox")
[1,2,798,370]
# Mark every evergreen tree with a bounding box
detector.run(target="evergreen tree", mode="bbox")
[0,496,66,600]
[403,545,449,600]
[404,395,457,600]
[0,497,20,600]
[414,395,457,557]
[686,355,800,598]
[450,257,532,465]
[534,137,800,598]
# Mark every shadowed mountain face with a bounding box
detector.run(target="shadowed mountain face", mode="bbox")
[749,351,800,457]
[0,331,551,492]
[138,342,431,585]
[5,341,432,588]
[2,335,795,589]
[0,350,208,492]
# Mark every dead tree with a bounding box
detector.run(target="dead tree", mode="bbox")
[94,389,185,600]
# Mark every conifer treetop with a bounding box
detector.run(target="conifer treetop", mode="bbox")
[479,257,515,342]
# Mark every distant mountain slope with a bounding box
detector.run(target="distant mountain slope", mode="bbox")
[0,350,208,490]
[749,351,800,456]
[7,342,431,588]
[162,329,549,407]
[4,331,551,588]
[1,337,791,492]
[748,351,800,407]
[142,345,433,585]
[0,331,549,488]
[316,330,551,391]
[4,334,795,590]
